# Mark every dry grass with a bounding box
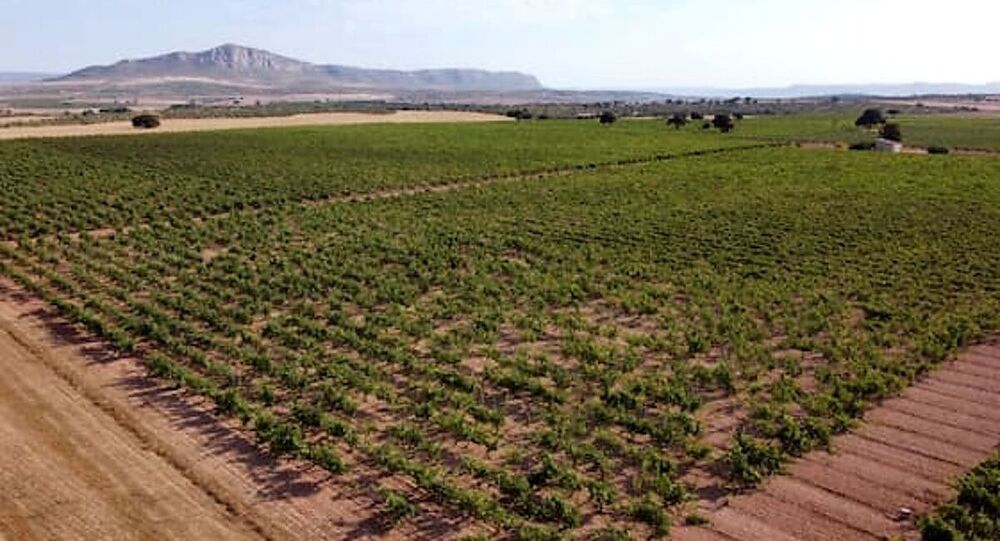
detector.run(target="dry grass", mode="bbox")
[0,110,511,140]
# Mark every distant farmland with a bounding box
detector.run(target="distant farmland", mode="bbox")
[1,117,998,540]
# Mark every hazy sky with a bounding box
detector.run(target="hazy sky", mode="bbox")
[1,0,996,88]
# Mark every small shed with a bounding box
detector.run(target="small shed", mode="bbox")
[875,139,902,153]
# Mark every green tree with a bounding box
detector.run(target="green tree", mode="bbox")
[131,114,161,129]
[855,108,886,128]
[666,113,688,130]
[712,113,735,133]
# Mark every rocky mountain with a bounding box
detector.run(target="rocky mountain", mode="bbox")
[53,44,543,92]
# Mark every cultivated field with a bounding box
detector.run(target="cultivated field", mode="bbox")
[734,112,1000,151]
[1,117,998,540]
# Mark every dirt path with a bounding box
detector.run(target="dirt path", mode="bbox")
[0,299,264,540]
[0,110,509,140]
[0,278,463,541]
[673,339,1000,541]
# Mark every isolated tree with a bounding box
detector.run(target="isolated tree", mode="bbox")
[854,108,886,129]
[712,113,736,133]
[666,113,688,130]
[879,122,902,142]
[506,109,532,121]
[599,111,617,125]
[131,114,161,129]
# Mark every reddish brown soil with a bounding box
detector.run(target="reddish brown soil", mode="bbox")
[0,278,479,540]
[673,345,1000,540]
[0,303,263,540]
[2,269,998,541]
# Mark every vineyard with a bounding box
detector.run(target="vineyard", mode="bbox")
[735,113,1000,151]
[0,121,748,238]
[2,119,1000,539]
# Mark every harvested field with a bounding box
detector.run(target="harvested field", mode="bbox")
[0,110,509,140]
[675,342,1000,541]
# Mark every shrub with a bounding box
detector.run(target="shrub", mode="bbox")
[131,114,161,129]
[599,111,617,125]
[309,444,345,474]
[927,146,950,155]
[590,527,635,541]
[378,487,418,524]
[727,432,783,485]
[849,141,876,151]
[690,111,704,120]
[628,496,672,537]
[685,512,710,526]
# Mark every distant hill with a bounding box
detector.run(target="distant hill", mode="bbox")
[52,44,543,93]
[0,72,59,83]
[652,82,1000,99]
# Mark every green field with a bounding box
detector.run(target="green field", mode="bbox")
[0,121,751,238]
[2,119,999,539]
[733,112,1000,150]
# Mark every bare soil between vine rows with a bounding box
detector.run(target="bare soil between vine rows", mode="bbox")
[674,338,1000,541]
[0,277,480,541]
[1,275,998,540]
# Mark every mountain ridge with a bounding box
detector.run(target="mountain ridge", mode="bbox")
[53,44,544,92]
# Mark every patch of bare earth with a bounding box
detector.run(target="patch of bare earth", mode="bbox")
[0,110,511,140]
[0,277,472,541]
[673,338,1000,541]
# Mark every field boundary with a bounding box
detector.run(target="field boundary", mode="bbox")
[674,339,1000,541]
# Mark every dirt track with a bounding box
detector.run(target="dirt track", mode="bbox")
[0,110,509,140]
[674,340,1000,541]
[0,278,466,541]
[0,298,263,540]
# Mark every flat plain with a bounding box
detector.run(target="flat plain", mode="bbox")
[1,115,998,540]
